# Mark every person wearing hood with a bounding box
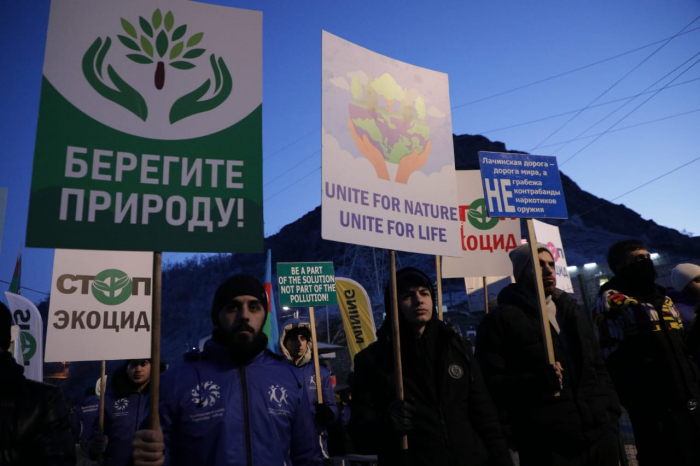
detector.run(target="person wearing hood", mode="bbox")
[89,359,152,465]
[131,274,321,466]
[349,267,511,466]
[594,240,700,466]
[476,243,621,466]
[280,320,338,461]
[0,301,75,465]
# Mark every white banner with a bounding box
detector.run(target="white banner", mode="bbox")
[442,170,521,278]
[5,292,44,382]
[45,249,153,362]
[533,219,574,293]
[321,32,461,257]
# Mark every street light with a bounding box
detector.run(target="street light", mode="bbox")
[584,263,597,269]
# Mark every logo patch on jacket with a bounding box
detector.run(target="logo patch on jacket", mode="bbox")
[267,384,292,418]
[114,398,129,411]
[448,364,464,379]
[191,381,221,408]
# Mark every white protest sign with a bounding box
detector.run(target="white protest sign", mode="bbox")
[5,292,44,382]
[442,170,521,278]
[464,276,513,312]
[321,32,461,256]
[45,249,153,362]
[532,219,574,293]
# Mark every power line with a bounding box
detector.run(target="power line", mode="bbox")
[264,127,319,161]
[450,25,700,110]
[533,108,700,150]
[477,76,700,135]
[560,52,700,166]
[265,166,320,202]
[528,16,700,152]
[0,280,49,296]
[264,149,320,187]
[570,155,700,222]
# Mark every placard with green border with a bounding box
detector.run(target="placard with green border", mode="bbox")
[277,262,338,307]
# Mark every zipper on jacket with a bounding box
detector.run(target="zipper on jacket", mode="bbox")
[240,365,253,466]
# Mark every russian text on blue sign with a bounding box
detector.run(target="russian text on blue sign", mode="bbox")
[478,151,568,219]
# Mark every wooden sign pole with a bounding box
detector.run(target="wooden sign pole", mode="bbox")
[389,250,408,451]
[435,256,444,320]
[148,252,162,429]
[483,277,489,314]
[98,360,106,434]
[526,219,559,397]
[308,306,323,403]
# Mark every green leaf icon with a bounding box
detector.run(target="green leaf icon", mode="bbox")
[183,48,205,59]
[139,16,153,38]
[170,42,184,60]
[140,36,154,58]
[156,30,169,58]
[91,269,133,306]
[117,35,140,52]
[19,332,37,362]
[164,11,174,32]
[467,198,500,230]
[172,24,187,42]
[152,9,162,30]
[170,61,195,70]
[121,18,137,39]
[186,32,204,47]
[127,54,153,64]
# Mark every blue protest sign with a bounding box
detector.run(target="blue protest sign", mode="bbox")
[478,151,568,219]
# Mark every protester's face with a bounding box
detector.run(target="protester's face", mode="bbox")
[539,251,556,296]
[398,286,433,328]
[127,360,151,386]
[284,333,308,361]
[217,295,266,343]
[685,276,700,298]
[620,249,650,269]
[521,250,556,296]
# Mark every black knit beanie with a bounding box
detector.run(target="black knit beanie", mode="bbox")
[211,274,268,326]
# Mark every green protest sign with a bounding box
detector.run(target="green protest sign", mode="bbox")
[26,0,263,252]
[277,262,338,307]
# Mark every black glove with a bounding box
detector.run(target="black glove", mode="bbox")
[88,434,108,460]
[384,400,415,435]
[314,402,336,424]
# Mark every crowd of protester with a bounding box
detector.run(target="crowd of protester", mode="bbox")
[1,238,699,465]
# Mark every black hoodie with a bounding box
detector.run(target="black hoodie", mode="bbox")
[350,268,511,466]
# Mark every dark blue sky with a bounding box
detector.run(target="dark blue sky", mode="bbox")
[1,0,699,303]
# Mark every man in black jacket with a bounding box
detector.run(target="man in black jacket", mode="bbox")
[350,267,511,466]
[0,301,75,465]
[594,239,700,466]
[476,243,620,466]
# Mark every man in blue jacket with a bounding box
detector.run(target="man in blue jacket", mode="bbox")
[132,274,320,466]
[90,359,152,465]
[280,320,338,460]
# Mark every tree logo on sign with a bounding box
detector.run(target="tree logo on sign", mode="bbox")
[91,269,133,306]
[467,198,500,231]
[19,332,37,362]
[82,8,232,123]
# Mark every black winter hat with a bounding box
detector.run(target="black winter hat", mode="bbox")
[211,274,268,326]
[283,326,311,344]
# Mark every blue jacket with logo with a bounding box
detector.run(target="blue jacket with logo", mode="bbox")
[160,339,321,466]
[279,321,339,459]
[71,394,99,445]
[97,388,149,466]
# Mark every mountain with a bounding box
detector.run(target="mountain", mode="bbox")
[51,133,700,401]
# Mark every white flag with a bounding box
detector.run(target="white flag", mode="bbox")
[5,292,43,381]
